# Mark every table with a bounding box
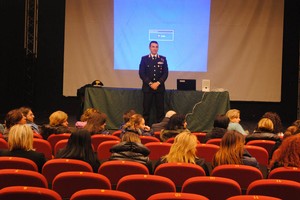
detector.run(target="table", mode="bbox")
[84,87,230,132]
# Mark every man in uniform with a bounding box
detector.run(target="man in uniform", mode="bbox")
[139,41,169,125]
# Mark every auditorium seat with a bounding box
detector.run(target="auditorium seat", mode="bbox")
[247,179,300,199]
[0,186,62,200]
[52,171,111,199]
[182,176,242,200]
[0,156,38,171]
[42,158,93,187]
[117,174,176,200]
[98,160,149,189]
[33,138,53,160]
[70,189,135,200]
[147,192,209,200]
[211,164,263,193]
[0,169,48,189]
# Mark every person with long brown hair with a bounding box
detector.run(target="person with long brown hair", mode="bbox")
[84,112,109,135]
[269,134,300,170]
[212,130,259,168]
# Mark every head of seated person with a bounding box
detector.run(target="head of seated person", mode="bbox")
[109,132,152,173]
[160,114,187,142]
[84,112,109,135]
[40,110,71,139]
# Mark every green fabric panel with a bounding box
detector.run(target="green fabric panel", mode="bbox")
[84,87,230,131]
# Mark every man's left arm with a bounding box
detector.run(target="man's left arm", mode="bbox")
[158,57,168,84]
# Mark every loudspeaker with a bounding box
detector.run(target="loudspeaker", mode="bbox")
[202,79,210,92]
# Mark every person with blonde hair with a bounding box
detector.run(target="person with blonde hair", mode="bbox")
[0,124,46,172]
[212,130,259,169]
[226,109,247,135]
[120,114,153,138]
[75,108,100,129]
[246,118,281,159]
[154,131,209,175]
[109,132,153,173]
[41,110,71,139]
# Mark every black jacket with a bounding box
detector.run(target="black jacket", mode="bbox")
[109,142,153,173]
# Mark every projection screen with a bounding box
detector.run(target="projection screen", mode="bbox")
[63,0,284,102]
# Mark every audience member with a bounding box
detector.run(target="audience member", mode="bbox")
[261,111,283,135]
[0,124,46,172]
[56,129,100,172]
[204,114,229,143]
[283,125,300,139]
[246,118,281,159]
[109,132,153,173]
[292,119,300,129]
[212,130,259,169]
[3,109,26,140]
[154,130,209,175]
[120,114,153,138]
[120,109,136,129]
[19,106,40,133]
[269,134,300,170]
[40,110,71,140]
[226,109,247,135]
[75,108,99,129]
[84,112,110,135]
[151,110,176,132]
[160,113,188,142]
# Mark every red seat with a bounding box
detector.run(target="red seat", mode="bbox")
[33,138,53,160]
[0,186,62,200]
[52,171,111,199]
[70,189,135,200]
[139,135,160,144]
[245,145,269,178]
[246,140,276,156]
[148,192,209,200]
[42,158,93,185]
[154,162,206,192]
[211,164,263,193]
[0,156,38,171]
[144,142,172,160]
[53,139,68,156]
[0,138,8,150]
[196,143,219,162]
[97,140,120,161]
[192,132,207,143]
[47,133,71,153]
[247,179,300,199]
[165,137,175,143]
[117,174,176,200]
[33,132,43,139]
[227,195,281,200]
[244,145,269,166]
[182,176,241,200]
[268,167,300,183]
[91,134,120,150]
[112,130,122,138]
[98,160,149,189]
[0,169,48,189]
[206,138,222,146]
[154,131,162,141]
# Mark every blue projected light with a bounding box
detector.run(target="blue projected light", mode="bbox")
[114,0,211,72]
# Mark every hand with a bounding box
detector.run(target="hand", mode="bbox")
[150,82,160,90]
[143,125,151,131]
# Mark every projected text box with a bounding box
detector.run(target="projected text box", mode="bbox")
[149,30,174,41]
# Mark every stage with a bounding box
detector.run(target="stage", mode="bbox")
[83,87,230,132]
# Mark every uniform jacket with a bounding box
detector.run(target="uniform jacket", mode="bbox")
[139,54,168,93]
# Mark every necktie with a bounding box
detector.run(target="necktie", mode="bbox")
[153,56,156,60]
